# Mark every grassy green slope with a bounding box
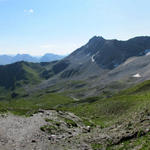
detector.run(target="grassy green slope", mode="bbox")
[0,61,57,90]
[0,61,60,101]
[0,62,42,89]
[0,92,73,116]
[0,79,150,124]
[0,78,150,149]
[58,80,150,127]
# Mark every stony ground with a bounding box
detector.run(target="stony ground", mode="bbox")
[0,111,52,150]
[0,110,149,150]
[0,110,92,150]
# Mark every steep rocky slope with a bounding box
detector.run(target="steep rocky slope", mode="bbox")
[51,36,150,80]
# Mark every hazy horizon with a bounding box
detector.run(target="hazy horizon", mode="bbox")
[0,52,67,57]
[1,0,150,55]
[1,35,150,56]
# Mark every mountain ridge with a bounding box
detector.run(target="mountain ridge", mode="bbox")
[0,53,65,65]
[1,36,150,98]
[50,35,150,79]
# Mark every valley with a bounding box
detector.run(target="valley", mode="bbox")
[0,36,150,149]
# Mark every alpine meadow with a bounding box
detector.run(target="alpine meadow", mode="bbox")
[0,0,150,150]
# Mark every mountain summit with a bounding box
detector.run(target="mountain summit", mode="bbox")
[43,36,150,82]
[68,36,150,69]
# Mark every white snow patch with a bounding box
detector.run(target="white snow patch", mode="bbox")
[146,52,150,56]
[91,55,95,62]
[145,49,150,55]
[132,73,141,78]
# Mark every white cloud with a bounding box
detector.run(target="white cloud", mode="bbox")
[24,9,34,14]
[29,9,34,13]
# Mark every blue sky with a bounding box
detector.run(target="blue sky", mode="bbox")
[0,0,150,55]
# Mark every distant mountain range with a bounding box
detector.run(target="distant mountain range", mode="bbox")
[0,53,65,65]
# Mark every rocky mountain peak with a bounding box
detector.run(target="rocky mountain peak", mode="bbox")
[88,36,105,43]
